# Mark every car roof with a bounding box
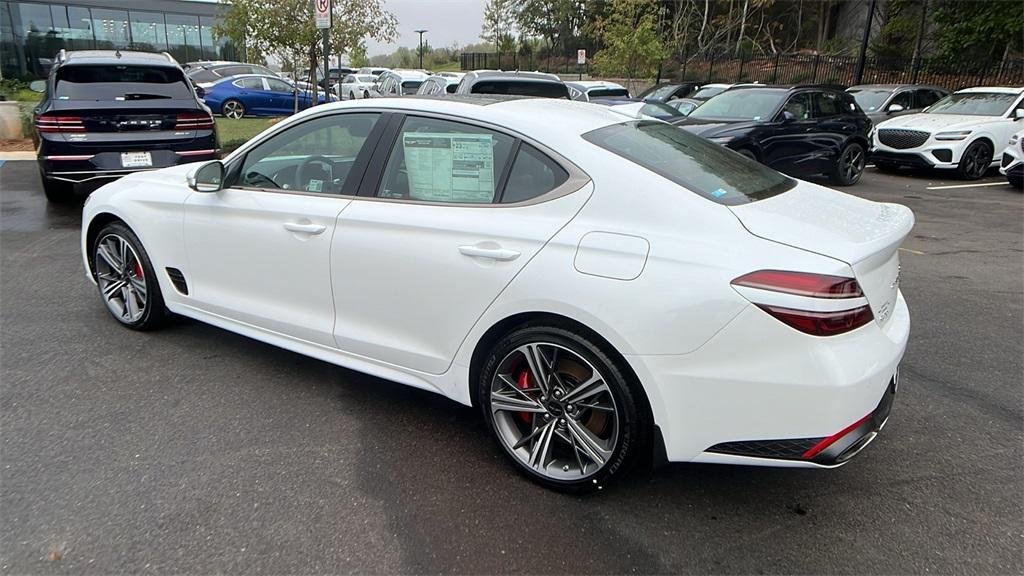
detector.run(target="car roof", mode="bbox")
[955,86,1024,95]
[465,70,563,83]
[848,83,946,91]
[388,69,430,80]
[426,74,460,84]
[61,50,177,67]
[567,80,626,90]
[297,97,629,144]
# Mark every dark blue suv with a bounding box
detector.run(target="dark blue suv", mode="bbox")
[31,50,219,202]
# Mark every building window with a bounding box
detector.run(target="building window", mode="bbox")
[165,13,200,63]
[129,11,166,52]
[91,8,129,49]
[57,6,95,51]
[198,15,218,60]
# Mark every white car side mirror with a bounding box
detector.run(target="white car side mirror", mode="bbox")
[887,103,904,114]
[1015,109,1024,120]
[188,160,225,193]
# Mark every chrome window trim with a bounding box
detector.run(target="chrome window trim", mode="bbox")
[223,106,593,209]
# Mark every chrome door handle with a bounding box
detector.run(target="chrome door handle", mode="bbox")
[283,222,326,234]
[458,245,521,261]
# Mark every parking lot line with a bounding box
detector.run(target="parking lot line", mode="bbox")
[925,182,1007,190]
[899,247,926,255]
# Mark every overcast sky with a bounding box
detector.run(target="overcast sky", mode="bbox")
[366,0,488,55]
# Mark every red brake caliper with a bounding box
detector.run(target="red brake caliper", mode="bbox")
[516,369,533,424]
[132,261,144,278]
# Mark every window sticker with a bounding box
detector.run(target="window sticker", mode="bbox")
[306,179,323,192]
[403,132,495,203]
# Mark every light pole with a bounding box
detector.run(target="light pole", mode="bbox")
[415,29,428,69]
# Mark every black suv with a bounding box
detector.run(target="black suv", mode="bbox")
[31,50,219,202]
[675,85,871,185]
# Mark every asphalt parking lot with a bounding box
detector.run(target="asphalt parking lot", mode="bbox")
[1,159,1021,574]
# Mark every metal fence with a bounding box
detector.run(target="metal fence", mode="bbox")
[461,51,1023,90]
[460,52,589,76]
[677,53,1024,90]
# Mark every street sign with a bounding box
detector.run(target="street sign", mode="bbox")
[314,0,331,29]
[577,49,586,65]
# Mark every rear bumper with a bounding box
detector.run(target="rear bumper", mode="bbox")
[40,148,218,183]
[626,290,910,467]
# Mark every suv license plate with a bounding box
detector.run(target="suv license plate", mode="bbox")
[121,152,152,168]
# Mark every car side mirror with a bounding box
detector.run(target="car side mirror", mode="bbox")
[29,80,45,93]
[194,85,205,98]
[1015,109,1024,121]
[780,110,796,123]
[887,103,904,114]
[188,160,225,193]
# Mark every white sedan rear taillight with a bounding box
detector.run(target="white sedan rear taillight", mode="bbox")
[732,270,873,336]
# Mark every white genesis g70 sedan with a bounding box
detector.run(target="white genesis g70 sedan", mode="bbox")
[81,96,912,491]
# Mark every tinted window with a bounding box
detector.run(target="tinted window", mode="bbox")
[401,80,423,95]
[589,88,629,98]
[343,75,356,83]
[219,66,250,77]
[782,93,812,120]
[926,92,1019,116]
[445,84,458,94]
[55,65,192,100]
[644,85,681,100]
[916,89,943,108]
[471,81,569,99]
[640,102,683,119]
[812,91,841,117]
[890,90,913,109]
[689,89,786,121]
[239,113,380,193]
[377,116,515,203]
[583,121,794,206]
[692,85,727,99]
[501,144,570,203]
[188,69,219,83]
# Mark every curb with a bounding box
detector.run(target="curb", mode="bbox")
[0,152,35,160]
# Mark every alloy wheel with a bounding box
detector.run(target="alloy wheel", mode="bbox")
[95,234,148,323]
[489,342,619,481]
[962,144,990,179]
[223,100,244,119]
[842,145,865,183]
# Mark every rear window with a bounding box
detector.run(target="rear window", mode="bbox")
[472,80,569,99]
[589,88,629,98]
[56,65,193,100]
[187,69,219,83]
[583,121,794,206]
[401,80,423,95]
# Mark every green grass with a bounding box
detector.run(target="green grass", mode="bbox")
[216,117,281,155]
[429,61,462,73]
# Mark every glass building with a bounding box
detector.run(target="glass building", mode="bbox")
[1,0,242,79]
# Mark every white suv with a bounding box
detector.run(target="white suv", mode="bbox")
[872,86,1024,179]
[999,128,1024,189]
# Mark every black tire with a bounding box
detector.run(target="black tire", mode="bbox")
[956,140,993,180]
[478,322,651,492]
[829,141,867,186]
[92,221,167,331]
[363,90,370,99]
[1009,174,1024,190]
[41,173,75,203]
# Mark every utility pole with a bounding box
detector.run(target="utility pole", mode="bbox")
[854,0,877,85]
[415,29,428,69]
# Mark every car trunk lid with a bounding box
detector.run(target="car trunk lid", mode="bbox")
[729,183,913,326]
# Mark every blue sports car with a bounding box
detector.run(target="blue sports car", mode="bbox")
[200,74,336,118]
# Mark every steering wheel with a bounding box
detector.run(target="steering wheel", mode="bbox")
[295,155,333,192]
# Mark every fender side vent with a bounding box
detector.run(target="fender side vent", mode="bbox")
[166,267,189,295]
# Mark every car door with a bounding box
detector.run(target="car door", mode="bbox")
[809,90,856,173]
[265,77,295,114]
[762,91,818,175]
[182,112,384,346]
[330,114,591,375]
[232,77,266,114]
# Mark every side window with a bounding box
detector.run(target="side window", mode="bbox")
[915,89,941,108]
[266,78,293,92]
[237,113,380,193]
[781,93,811,120]
[811,91,841,118]
[376,116,515,204]
[891,90,913,110]
[445,83,458,94]
[501,144,570,204]
[221,66,249,77]
[343,75,355,83]
[234,77,264,90]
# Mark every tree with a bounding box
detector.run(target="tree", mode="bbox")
[215,0,397,105]
[349,42,370,68]
[931,0,1024,60]
[591,0,668,89]
[481,0,519,53]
